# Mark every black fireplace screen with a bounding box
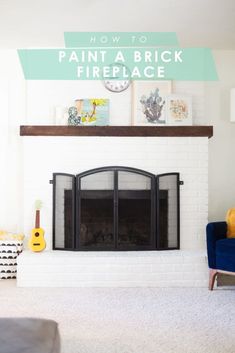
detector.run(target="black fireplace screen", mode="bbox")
[52,167,181,251]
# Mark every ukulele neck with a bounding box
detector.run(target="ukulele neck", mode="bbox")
[35,210,40,228]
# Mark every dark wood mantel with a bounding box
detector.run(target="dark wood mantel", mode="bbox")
[20,125,213,138]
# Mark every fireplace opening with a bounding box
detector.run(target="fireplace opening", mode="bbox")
[52,167,181,251]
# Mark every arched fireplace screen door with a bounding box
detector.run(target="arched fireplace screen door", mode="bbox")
[52,167,181,251]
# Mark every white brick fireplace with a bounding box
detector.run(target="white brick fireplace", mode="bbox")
[17,135,209,287]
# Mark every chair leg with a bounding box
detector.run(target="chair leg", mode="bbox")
[209,269,218,290]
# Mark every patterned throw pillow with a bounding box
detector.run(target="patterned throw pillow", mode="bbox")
[226,208,235,238]
[0,231,24,241]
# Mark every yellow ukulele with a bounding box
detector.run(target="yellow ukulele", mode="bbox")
[28,200,46,252]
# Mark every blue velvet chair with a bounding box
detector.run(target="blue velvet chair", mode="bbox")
[206,222,235,290]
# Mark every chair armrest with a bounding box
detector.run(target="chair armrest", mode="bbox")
[206,222,227,269]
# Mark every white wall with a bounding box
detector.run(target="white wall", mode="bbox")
[0,50,25,231]
[25,80,205,126]
[1,49,235,233]
[26,80,131,126]
[206,51,235,221]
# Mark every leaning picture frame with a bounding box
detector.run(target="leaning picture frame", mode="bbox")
[166,95,192,125]
[131,80,172,125]
[69,98,109,126]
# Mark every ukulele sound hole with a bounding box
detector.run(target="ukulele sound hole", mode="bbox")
[35,232,40,237]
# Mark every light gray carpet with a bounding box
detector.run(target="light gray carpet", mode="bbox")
[0,280,234,353]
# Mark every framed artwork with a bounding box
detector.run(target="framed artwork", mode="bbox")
[74,98,109,126]
[166,95,192,125]
[132,80,172,125]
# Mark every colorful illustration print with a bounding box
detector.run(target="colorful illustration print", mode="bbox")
[76,99,109,126]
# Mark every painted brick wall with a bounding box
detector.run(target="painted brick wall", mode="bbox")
[23,136,208,251]
[17,250,208,288]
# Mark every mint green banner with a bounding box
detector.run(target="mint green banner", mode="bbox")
[18,47,218,81]
[64,32,179,47]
